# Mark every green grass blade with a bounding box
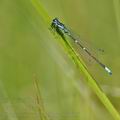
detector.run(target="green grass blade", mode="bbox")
[31,0,51,25]
[33,74,51,120]
[30,0,120,119]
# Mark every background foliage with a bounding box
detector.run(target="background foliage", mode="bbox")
[0,0,120,120]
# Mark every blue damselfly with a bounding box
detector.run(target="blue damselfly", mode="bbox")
[51,18,112,75]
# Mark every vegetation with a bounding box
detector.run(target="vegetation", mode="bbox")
[0,0,120,120]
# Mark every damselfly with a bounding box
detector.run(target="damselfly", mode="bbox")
[51,18,112,75]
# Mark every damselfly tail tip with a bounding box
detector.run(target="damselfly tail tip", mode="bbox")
[105,67,112,75]
[108,71,112,75]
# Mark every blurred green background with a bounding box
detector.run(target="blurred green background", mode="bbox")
[0,0,120,120]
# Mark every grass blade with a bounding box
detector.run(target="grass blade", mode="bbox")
[30,0,120,119]
[33,74,51,120]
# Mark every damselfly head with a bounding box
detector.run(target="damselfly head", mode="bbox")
[52,18,59,26]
